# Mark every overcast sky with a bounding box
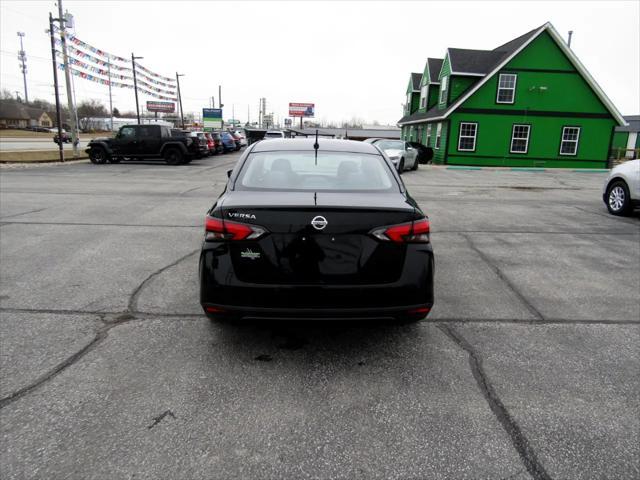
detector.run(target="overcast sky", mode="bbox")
[1,0,638,125]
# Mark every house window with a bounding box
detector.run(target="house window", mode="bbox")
[420,85,428,109]
[406,94,411,114]
[510,124,530,154]
[439,76,448,104]
[497,73,517,104]
[559,127,580,155]
[435,123,442,149]
[426,124,432,146]
[458,122,477,152]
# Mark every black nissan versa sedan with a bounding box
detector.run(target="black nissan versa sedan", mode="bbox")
[199,138,434,322]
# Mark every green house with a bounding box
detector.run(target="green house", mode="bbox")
[398,22,627,168]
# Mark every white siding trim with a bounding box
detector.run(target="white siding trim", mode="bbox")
[449,71,485,77]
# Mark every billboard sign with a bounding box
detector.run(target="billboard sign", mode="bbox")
[203,108,223,131]
[289,102,314,117]
[146,101,175,113]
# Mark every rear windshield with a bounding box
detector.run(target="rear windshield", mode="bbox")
[264,132,283,138]
[236,151,398,192]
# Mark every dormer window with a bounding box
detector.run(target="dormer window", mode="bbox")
[497,73,517,104]
[420,85,428,109]
[439,76,448,104]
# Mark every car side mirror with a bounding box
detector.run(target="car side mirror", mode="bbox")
[227,169,233,178]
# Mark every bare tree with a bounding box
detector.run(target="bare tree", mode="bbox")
[77,99,108,118]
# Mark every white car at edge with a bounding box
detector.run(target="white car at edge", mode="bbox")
[602,159,640,215]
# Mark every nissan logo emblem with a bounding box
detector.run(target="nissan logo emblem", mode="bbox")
[311,215,328,230]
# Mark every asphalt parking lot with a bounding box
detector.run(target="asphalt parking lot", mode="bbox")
[1,154,638,479]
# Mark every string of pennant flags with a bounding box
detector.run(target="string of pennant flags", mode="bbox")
[51,25,177,88]
[53,38,176,89]
[57,64,178,101]
[55,51,177,95]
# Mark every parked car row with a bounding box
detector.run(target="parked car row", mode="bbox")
[85,124,247,165]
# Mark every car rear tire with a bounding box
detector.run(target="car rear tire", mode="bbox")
[398,158,405,173]
[411,158,419,171]
[89,146,109,164]
[164,148,183,165]
[606,180,632,216]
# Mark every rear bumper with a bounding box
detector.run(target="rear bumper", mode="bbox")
[199,244,434,320]
[201,302,432,321]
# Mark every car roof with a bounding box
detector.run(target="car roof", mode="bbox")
[251,138,381,154]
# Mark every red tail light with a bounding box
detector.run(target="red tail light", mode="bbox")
[371,218,430,243]
[205,215,267,241]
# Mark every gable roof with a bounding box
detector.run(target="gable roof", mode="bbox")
[411,72,422,91]
[399,22,627,127]
[427,58,443,83]
[0,100,30,120]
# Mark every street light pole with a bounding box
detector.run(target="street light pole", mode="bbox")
[17,32,28,103]
[48,13,64,163]
[176,73,185,128]
[131,53,143,125]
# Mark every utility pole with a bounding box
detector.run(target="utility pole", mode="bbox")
[107,59,113,131]
[131,53,143,124]
[48,13,64,162]
[17,32,28,103]
[58,0,79,158]
[176,73,185,128]
[218,85,223,130]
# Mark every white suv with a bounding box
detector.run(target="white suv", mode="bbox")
[602,159,640,215]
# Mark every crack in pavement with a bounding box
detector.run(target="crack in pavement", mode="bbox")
[0,207,47,220]
[438,324,551,480]
[1,307,638,325]
[127,249,200,313]
[147,409,176,429]
[0,250,200,409]
[462,234,545,321]
[0,321,107,410]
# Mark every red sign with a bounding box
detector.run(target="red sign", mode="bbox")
[289,102,315,117]
[146,101,175,113]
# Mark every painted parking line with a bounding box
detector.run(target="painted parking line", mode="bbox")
[572,169,609,173]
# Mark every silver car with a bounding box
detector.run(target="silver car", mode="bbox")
[602,159,640,215]
[365,138,418,172]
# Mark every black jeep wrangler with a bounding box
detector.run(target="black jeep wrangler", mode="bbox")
[86,124,198,165]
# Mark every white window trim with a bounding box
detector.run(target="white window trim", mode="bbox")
[439,77,448,104]
[510,124,531,154]
[419,85,428,109]
[425,124,432,146]
[559,126,581,156]
[496,73,517,104]
[435,123,442,149]
[458,122,477,152]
